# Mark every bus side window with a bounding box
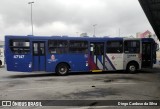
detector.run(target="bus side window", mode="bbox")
[106,41,123,53]
[10,39,30,54]
[33,43,38,55]
[124,40,140,53]
[48,40,68,54]
[69,40,88,53]
[39,43,45,55]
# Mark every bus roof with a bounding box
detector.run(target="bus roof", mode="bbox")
[5,35,123,41]
[5,35,154,42]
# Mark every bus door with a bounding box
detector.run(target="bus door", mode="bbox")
[89,42,105,71]
[32,41,46,71]
[142,42,153,68]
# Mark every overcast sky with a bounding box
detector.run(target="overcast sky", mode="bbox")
[0,0,154,40]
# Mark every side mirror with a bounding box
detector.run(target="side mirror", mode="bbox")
[156,43,159,51]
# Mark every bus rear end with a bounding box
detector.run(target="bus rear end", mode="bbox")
[141,38,157,68]
[123,38,157,73]
[5,36,32,72]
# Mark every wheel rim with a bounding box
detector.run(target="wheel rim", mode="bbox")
[59,65,67,74]
[129,65,136,72]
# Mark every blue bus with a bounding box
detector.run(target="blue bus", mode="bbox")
[5,35,158,75]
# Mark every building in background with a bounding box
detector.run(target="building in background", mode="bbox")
[136,30,160,49]
[136,30,152,38]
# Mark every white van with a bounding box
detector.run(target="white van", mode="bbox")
[0,46,4,67]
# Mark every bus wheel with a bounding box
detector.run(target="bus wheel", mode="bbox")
[127,63,137,73]
[56,63,69,76]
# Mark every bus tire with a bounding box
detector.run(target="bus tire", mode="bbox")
[56,63,69,76]
[126,62,138,73]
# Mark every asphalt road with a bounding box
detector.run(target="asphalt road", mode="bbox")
[0,65,160,109]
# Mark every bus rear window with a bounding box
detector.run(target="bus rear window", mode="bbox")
[10,40,30,54]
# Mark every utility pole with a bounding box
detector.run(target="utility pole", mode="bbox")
[119,28,120,37]
[93,24,97,37]
[28,2,34,35]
